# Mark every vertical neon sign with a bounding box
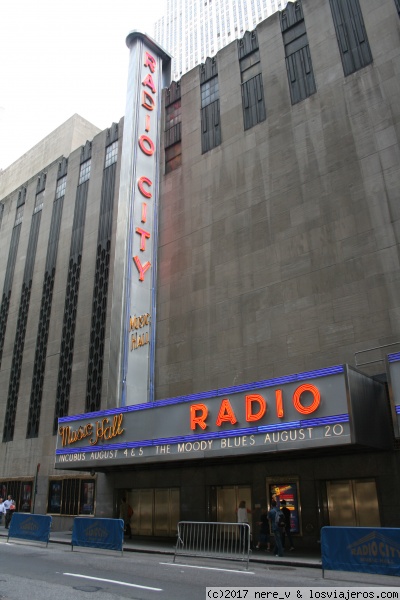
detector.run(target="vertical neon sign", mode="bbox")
[110,33,171,407]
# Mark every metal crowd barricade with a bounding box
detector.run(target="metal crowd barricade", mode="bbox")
[174,521,251,569]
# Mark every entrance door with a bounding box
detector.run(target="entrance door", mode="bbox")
[216,485,252,528]
[326,479,380,527]
[128,488,180,536]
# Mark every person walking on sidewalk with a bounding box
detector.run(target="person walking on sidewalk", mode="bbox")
[268,500,284,557]
[0,498,5,525]
[3,495,16,529]
[256,507,271,551]
[280,499,295,551]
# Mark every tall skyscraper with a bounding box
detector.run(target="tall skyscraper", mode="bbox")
[154,0,288,80]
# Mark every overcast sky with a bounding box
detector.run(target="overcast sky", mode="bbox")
[0,0,167,170]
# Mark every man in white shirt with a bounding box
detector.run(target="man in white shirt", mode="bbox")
[3,495,15,529]
[0,498,5,525]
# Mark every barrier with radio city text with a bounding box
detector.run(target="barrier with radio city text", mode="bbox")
[71,517,124,554]
[7,513,52,546]
[321,526,400,578]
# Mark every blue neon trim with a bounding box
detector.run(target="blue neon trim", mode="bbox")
[395,406,400,414]
[388,353,400,363]
[56,413,349,455]
[58,364,345,423]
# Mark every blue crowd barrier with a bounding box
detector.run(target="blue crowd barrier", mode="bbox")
[71,517,124,553]
[321,526,400,578]
[7,513,52,546]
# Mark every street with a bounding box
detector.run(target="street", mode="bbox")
[0,538,396,600]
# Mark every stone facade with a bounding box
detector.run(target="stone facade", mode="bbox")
[0,0,399,542]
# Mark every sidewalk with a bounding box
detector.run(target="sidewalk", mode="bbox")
[0,527,322,569]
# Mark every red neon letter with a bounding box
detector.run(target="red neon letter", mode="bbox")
[142,90,155,111]
[138,176,153,198]
[138,134,155,156]
[144,51,156,73]
[141,202,147,223]
[216,399,237,426]
[190,404,208,430]
[133,256,151,281]
[142,73,156,94]
[135,227,151,251]
[293,384,320,415]
[275,389,284,418]
[245,394,266,422]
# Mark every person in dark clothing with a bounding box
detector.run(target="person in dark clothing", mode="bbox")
[120,497,133,539]
[256,508,271,551]
[267,500,284,557]
[280,499,295,551]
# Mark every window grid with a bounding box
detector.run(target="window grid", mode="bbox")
[79,159,91,185]
[55,176,67,200]
[14,206,24,227]
[47,478,95,516]
[201,77,219,107]
[33,191,44,215]
[105,141,118,168]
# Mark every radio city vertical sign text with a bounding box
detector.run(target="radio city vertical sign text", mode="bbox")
[111,33,170,407]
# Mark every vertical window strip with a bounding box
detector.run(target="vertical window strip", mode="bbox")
[0,226,22,370]
[3,211,42,442]
[85,164,116,413]
[53,182,89,433]
[281,1,316,104]
[329,0,373,76]
[27,197,64,439]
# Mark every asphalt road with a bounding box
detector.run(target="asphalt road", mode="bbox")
[0,538,395,600]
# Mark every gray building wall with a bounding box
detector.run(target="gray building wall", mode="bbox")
[0,121,123,520]
[156,0,400,400]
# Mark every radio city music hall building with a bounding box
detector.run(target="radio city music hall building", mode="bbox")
[0,0,400,548]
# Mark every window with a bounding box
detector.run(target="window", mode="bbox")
[165,142,182,173]
[14,205,24,227]
[55,175,67,199]
[280,0,316,104]
[0,480,33,512]
[47,478,95,515]
[238,31,267,129]
[201,77,219,107]
[33,191,44,214]
[329,0,373,76]
[78,159,91,185]
[200,58,221,153]
[165,83,182,173]
[105,141,118,168]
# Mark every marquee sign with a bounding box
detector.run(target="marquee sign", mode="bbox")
[55,364,392,470]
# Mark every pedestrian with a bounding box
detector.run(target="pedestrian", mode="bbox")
[120,497,133,539]
[3,494,16,529]
[0,497,5,525]
[237,500,251,551]
[280,499,295,551]
[268,499,284,557]
[255,507,271,551]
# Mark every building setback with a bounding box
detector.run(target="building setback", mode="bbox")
[0,0,400,549]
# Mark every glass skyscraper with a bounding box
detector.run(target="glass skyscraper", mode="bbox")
[154,0,288,80]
